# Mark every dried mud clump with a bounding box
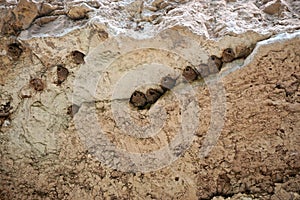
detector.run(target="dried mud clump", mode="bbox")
[67,104,80,117]
[29,78,44,91]
[71,51,85,64]
[196,63,211,78]
[7,43,23,60]
[145,88,163,104]
[222,48,235,63]
[130,90,147,109]
[160,75,177,91]
[208,55,223,73]
[56,65,69,85]
[182,66,199,82]
[0,101,11,127]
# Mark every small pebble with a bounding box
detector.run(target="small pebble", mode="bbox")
[30,78,44,91]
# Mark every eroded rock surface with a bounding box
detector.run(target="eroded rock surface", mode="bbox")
[0,0,299,199]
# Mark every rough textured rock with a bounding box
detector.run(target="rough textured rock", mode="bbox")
[0,0,300,199]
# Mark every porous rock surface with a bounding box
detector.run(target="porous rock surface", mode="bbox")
[0,0,300,199]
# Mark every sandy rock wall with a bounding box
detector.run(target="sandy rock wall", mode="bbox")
[0,0,300,199]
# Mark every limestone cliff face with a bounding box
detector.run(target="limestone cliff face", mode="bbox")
[0,0,300,199]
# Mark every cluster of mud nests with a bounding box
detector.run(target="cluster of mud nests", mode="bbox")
[130,48,251,110]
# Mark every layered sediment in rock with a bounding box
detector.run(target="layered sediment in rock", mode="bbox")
[0,0,299,199]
